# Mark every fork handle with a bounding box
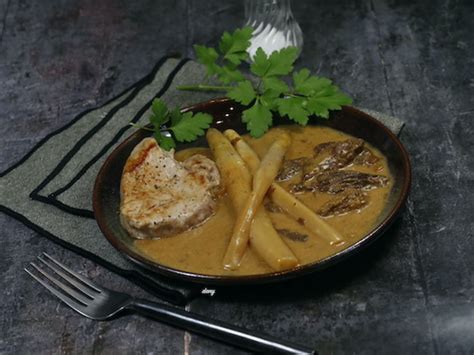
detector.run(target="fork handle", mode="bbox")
[130,298,316,354]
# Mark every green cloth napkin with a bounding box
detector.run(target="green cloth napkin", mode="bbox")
[0,56,404,305]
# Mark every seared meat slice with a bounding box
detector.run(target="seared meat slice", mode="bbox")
[304,139,365,180]
[291,170,389,194]
[317,190,369,217]
[182,154,221,187]
[120,138,220,239]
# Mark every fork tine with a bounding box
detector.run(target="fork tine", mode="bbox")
[38,255,98,299]
[42,253,102,292]
[29,262,92,305]
[25,268,88,314]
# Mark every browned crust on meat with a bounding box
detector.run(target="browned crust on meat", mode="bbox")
[124,139,156,173]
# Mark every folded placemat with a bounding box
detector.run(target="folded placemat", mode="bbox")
[0,55,404,305]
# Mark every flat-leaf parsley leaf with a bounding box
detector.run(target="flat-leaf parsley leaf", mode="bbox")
[131,98,213,151]
[180,27,352,137]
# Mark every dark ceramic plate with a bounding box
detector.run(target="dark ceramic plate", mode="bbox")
[93,98,411,285]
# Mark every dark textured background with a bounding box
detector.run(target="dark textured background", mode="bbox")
[1,0,473,354]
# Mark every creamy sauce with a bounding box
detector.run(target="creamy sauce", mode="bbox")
[135,126,393,276]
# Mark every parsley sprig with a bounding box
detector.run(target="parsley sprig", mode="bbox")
[133,26,352,150]
[179,26,352,138]
[131,99,213,151]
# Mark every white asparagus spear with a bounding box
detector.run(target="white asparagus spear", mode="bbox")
[206,129,298,271]
[224,129,344,245]
[222,132,291,270]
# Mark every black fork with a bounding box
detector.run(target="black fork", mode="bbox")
[25,253,316,354]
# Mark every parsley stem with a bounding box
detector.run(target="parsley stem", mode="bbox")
[129,122,172,133]
[129,123,154,132]
[177,84,232,92]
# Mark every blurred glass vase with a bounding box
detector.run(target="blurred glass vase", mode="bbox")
[244,0,303,58]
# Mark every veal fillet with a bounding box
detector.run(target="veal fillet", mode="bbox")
[120,138,220,239]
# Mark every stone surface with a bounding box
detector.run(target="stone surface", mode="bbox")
[1,0,473,354]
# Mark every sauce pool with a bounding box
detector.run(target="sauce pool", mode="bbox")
[134,125,393,276]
